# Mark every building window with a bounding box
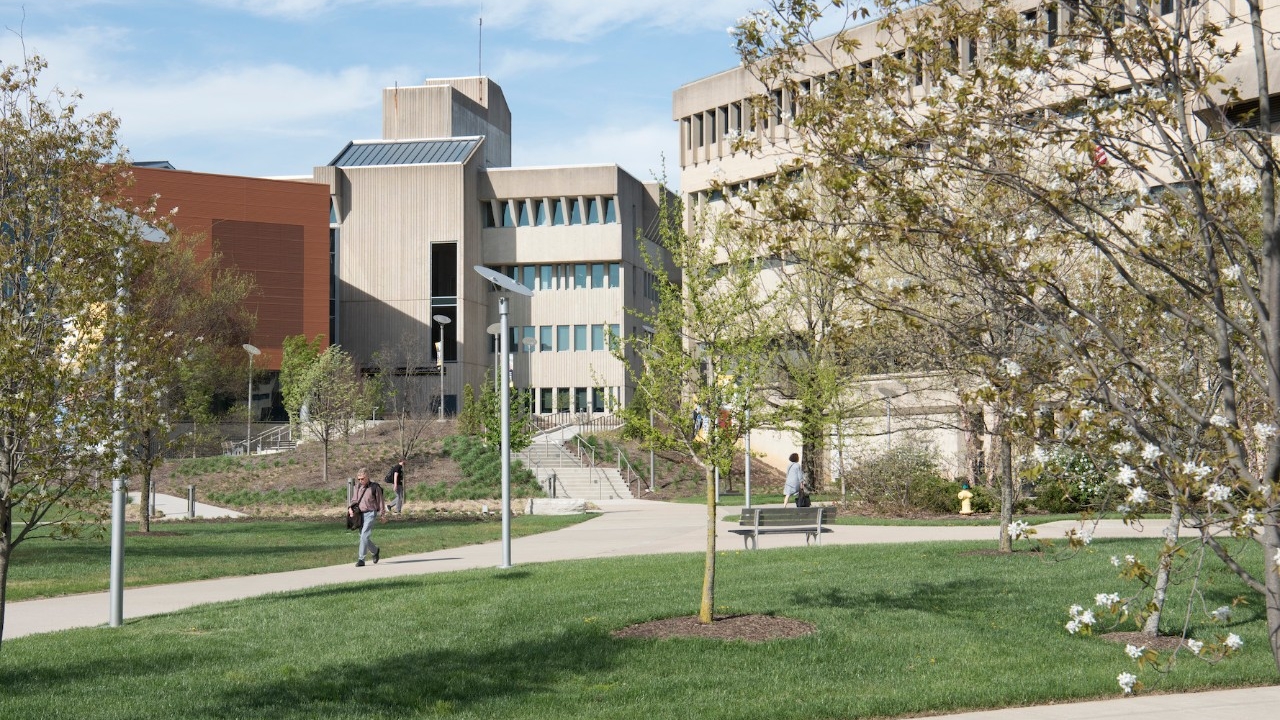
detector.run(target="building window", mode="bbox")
[608,262,620,288]
[609,324,620,350]
[522,325,536,352]
[694,115,704,147]
[540,264,553,290]
[480,202,496,228]
[518,200,531,226]
[522,266,535,290]
[551,199,565,225]
[569,198,582,224]
[535,199,547,225]
[539,325,552,351]
[604,197,617,223]
[557,325,569,351]
[575,387,588,412]
[574,325,587,351]
[587,197,600,224]
[592,387,605,413]
[591,324,605,351]
[591,263,605,289]
[500,201,515,227]
[574,264,587,289]
[540,388,552,413]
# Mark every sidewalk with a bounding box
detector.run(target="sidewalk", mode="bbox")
[128,491,246,520]
[5,500,1276,718]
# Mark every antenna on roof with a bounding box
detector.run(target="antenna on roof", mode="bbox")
[478,2,484,77]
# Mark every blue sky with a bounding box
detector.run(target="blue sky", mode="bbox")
[0,0,767,184]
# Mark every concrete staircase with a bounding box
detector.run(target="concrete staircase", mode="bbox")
[517,441,634,501]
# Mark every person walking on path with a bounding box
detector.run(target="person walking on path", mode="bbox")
[385,458,406,513]
[782,452,804,507]
[349,468,387,567]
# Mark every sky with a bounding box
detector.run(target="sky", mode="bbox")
[0,0,771,185]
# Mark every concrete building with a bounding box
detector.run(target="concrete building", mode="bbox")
[315,77,673,416]
[671,0,1276,475]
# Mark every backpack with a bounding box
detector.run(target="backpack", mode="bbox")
[384,466,398,485]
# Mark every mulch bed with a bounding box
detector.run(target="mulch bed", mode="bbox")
[1099,631,1188,652]
[611,614,815,642]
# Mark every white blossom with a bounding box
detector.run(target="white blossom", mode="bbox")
[1117,671,1138,694]
[1211,605,1233,622]
[1225,633,1244,651]
[1186,639,1204,655]
[999,357,1023,377]
[1274,548,1280,568]
[1204,483,1231,503]
[1031,446,1049,463]
[1095,592,1121,607]
[1255,423,1278,440]
[1110,555,1121,567]
[1115,465,1137,486]
[1141,443,1163,463]
[1124,554,1137,565]
[1111,441,1134,456]
[1125,644,1145,659]
[1209,414,1229,428]
[1128,487,1149,505]
[1080,409,1095,422]
[1221,264,1242,281]
[1241,509,1258,527]
[1066,619,1082,634]
[1183,461,1212,481]
[1007,519,1030,539]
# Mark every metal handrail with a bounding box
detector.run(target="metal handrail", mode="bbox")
[617,450,643,496]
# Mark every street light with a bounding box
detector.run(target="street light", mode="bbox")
[487,322,501,393]
[473,265,533,569]
[242,344,261,453]
[432,314,451,421]
[108,209,169,629]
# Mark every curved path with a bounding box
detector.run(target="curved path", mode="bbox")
[5,500,1276,718]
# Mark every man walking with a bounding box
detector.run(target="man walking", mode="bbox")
[385,458,406,513]
[348,468,386,567]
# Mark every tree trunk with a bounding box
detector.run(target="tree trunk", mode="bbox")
[699,463,716,624]
[962,405,986,487]
[1263,523,1280,674]
[0,540,9,651]
[998,431,1013,553]
[321,436,329,487]
[1142,503,1182,636]
[140,429,152,533]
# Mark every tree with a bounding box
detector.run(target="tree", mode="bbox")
[370,332,450,460]
[126,231,255,532]
[297,345,366,487]
[0,55,157,649]
[622,191,772,623]
[736,0,1280,669]
[280,334,324,424]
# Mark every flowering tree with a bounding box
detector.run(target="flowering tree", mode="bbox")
[0,55,158,649]
[296,344,368,487]
[125,231,255,532]
[735,0,1280,673]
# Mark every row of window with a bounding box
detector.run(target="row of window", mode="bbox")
[493,324,623,353]
[481,196,618,228]
[493,263,622,291]
[531,387,615,414]
[682,0,1205,157]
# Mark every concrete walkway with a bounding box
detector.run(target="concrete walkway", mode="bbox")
[5,500,1276,718]
[128,491,246,520]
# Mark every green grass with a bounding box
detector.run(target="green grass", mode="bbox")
[5,515,589,601]
[1,537,1273,719]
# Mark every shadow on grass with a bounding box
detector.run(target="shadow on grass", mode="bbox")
[199,626,618,718]
[790,578,998,616]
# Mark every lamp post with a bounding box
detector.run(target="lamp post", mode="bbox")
[474,266,533,569]
[108,209,169,629]
[487,322,501,392]
[242,344,261,453]
[432,314,451,421]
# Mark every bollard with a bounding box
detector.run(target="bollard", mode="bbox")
[187,485,196,519]
[150,483,157,519]
[346,478,355,504]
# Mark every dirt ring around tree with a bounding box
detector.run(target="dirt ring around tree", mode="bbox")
[611,614,815,642]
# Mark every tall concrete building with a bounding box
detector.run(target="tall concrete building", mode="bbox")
[315,77,673,415]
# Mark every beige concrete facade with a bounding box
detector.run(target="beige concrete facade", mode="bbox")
[316,76,671,415]
[672,1,1280,475]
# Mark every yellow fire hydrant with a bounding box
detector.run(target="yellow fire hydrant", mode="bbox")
[958,486,974,515]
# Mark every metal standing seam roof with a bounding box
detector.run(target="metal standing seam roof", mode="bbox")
[328,138,481,167]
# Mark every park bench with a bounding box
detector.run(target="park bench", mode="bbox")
[729,507,838,550]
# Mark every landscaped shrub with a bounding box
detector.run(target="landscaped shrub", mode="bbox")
[1028,447,1115,513]
[845,443,957,512]
[439,434,542,499]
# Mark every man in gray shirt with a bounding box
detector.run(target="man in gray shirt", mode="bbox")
[348,468,387,567]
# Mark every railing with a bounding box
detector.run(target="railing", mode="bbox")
[617,450,644,496]
[227,423,295,456]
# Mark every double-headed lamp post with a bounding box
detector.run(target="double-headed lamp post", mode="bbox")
[432,314,452,421]
[473,266,533,569]
[243,343,261,453]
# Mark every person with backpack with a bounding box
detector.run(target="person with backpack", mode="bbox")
[348,467,387,567]
[385,458,406,514]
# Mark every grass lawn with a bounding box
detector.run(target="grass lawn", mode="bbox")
[2,537,1274,719]
[5,515,588,601]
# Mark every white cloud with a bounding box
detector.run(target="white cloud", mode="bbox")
[517,119,677,186]
[198,0,761,41]
[486,48,594,81]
